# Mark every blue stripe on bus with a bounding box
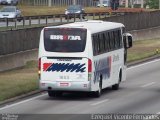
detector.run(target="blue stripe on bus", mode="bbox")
[94,56,111,83]
[44,63,86,73]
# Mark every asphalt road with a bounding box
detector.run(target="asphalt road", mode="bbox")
[0,59,160,119]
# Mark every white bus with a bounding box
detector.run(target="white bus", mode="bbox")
[38,20,132,97]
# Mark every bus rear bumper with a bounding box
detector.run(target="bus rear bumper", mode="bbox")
[39,80,91,92]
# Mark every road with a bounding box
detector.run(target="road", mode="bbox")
[0,59,160,119]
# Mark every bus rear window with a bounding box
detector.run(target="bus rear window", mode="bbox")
[44,28,87,52]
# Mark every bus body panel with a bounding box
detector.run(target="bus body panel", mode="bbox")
[38,20,130,94]
[90,48,125,91]
[41,57,88,82]
[40,57,91,91]
[39,28,93,92]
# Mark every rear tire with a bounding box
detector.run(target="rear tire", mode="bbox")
[94,80,102,98]
[55,91,63,97]
[112,82,119,90]
[48,91,63,97]
[112,72,121,90]
[48,91,55,97]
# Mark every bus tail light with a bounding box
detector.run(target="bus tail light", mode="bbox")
[88,59,92,81]
[88,59,92,72]
[38,58,41,77]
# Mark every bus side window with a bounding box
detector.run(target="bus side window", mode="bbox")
[114,31,118,49]
[92,35,96,56]
[108,32,111,51]
[122,27,126,48]
[118,30,122,48]
[114,30,122,49]
[102,33,106,52]
[94,35,99,55]
[97,34,101,54]
[109,31,114,50]
[99,34,102,53]
[100,33,105,53]
[105,32,109,52]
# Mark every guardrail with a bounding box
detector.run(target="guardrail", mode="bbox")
[0,12,131,31]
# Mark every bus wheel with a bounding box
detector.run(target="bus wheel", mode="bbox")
[48,91,63,97]
[112,72,121,90]
[55,91,63,97]
[48,91,55,97]
[94,80,102,98]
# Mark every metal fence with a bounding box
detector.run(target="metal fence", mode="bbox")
[0,12,126,31]
[19,0,98,7]
[103,10,160,31]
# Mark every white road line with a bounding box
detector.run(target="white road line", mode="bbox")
[127,59,160,70]
[0,59,160,111]
[141,82,155,88]
[0,93,47,111]
[91,99,109,106]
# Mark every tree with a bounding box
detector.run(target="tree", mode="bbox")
[146,0,159,9]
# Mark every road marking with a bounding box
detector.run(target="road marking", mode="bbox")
[91,99,109,106]
[0,59,160,111]
[141,82,155,88]
[127,59,160,70]
[0,93,47,111]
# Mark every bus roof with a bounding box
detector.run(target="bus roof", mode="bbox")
[45,20,124,34]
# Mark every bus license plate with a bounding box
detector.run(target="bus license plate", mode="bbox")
[59,82,70,87]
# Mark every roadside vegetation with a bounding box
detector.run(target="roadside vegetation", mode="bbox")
[127,39,160,62]
[0,39,160,102]
[0,61,38,102]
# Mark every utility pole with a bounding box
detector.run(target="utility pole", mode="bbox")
[125,0,128,8]
[141,0,144,8]
[131,0,134,8]
[33,0,35,6]
[100,0,103,7]
[48,0,51,7]
[73,0,76,5]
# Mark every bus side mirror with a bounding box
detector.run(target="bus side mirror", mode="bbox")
[123,33,133,49]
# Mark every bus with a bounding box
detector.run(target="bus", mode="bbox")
[38,20,132,97]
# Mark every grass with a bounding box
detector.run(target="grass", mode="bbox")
[0,61,38,102]
[127,39,160,62]
[0,39,160,102]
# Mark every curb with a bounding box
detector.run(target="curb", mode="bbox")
[127,55,160,67]
[0,90,44,106]
[0,55,160,106]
